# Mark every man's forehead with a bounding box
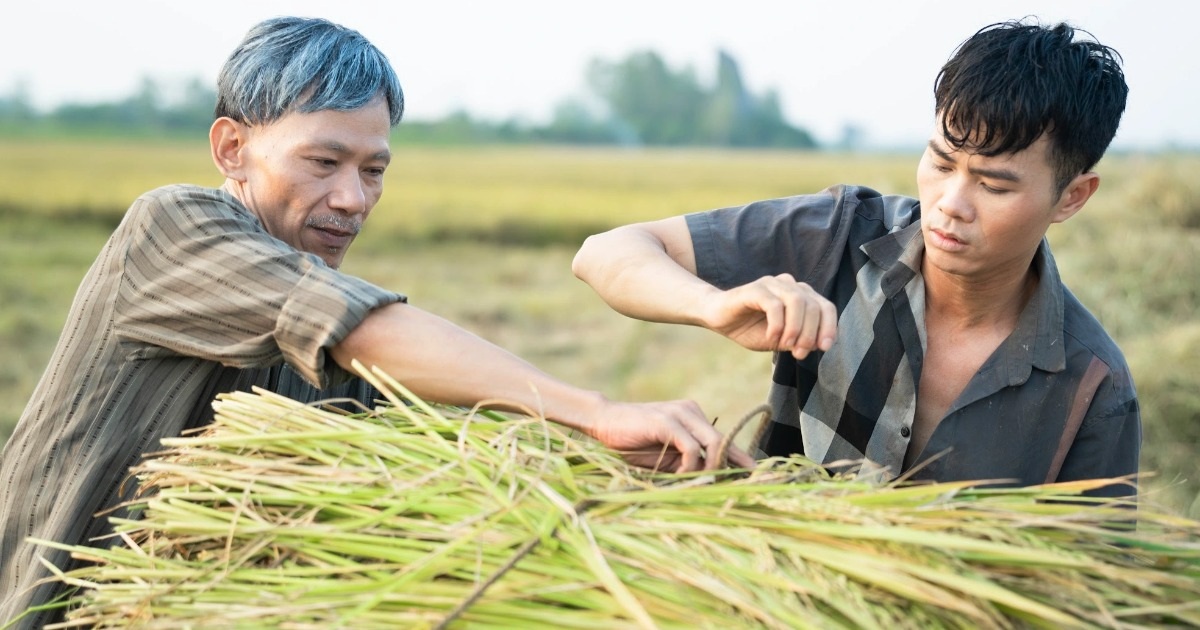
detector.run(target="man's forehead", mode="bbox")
[249,103,392,154]
[929,128,1050,163]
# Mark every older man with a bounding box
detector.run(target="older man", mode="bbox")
[0,17,752,626]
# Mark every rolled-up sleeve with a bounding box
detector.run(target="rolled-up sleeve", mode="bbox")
[113,185,404,388]
[685,189,843,290]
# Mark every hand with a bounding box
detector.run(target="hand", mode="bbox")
[584,398,757,473]
[701,274,838,360]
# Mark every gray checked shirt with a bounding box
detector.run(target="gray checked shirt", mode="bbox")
[686,184,1140,493]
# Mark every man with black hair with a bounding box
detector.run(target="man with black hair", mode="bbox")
[573,20,1140,494]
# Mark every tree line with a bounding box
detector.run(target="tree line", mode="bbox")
[0,49,817,149]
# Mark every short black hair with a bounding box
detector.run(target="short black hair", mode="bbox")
[934,19,1127,194]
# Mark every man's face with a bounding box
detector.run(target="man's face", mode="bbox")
[233,95,392,268]
[916,127,1075,282]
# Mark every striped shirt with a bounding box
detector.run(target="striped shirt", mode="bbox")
[687,184,1140,490]
[0,184,404,627]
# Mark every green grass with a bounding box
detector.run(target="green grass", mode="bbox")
[0,138,1196,516]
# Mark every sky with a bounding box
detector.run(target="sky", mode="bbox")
[3,0,1197,150]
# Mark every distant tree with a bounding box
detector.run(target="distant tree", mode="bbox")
[0,80,36,124]
[837,123,866,151]
[161,77,217,131]
[698,50,751,145]
[538,100,616,144]
[3,55,818,149]
[586,51,706,146]
[581,49,815,149]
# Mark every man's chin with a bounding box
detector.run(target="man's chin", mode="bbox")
[303,247,345,269]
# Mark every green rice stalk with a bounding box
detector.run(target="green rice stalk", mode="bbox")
[19,365,1200,629]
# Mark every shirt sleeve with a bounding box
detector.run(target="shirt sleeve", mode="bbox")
[683,184,920,293]
[112,184,405,389]
[685,186,846,291]
[1057,372,1142,500]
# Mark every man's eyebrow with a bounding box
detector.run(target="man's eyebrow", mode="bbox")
[305,140,392,164]
[927,139,954,161]
[927,139,1020,183]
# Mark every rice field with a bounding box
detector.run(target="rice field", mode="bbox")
[0,138,1196,517]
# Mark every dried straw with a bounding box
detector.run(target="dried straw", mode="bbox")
[24,364,1200,629]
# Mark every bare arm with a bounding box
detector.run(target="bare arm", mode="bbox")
[572,217,715,325]
[573,217,839,359]
[331,301,755,472]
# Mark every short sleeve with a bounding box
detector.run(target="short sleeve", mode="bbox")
[113,185,405,388]
[684,185,861,291]
[1057,376,1142,499]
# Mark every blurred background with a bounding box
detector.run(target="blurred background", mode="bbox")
[1,1,1196,515]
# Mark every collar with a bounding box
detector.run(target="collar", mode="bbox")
[862,221,924,299]
[861,220,1067,382]
[1001,240,1067,376]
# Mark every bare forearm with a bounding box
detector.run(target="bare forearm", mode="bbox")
[331,303,606,433]
[574,220,840,360]
[572,223,717,327]
[330,301,758,473]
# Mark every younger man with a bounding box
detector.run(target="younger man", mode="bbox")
[573,20,1140,492]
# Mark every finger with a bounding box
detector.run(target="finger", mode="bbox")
[751,288,786,345]
[772,287,806,353]
[725,444,757,469]
[790,296,826,359]
[673,411,740,472]
[817,297,839,351]
[673,428,704,473]
[703,434,725,471]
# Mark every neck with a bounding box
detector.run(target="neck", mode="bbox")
[221,179,260,219]
[923,255,1038,331]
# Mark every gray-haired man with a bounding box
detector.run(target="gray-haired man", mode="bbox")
[0,17,754,626]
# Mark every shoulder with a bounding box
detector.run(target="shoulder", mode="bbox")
[688,184,918,233]
[1061,286,1130,375]
[1060,285,1139,413]
[125,184,260,233]
[131,184,245,216]
[835,184,920,231]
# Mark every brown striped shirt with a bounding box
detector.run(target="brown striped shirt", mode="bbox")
[0,184,404,626]
[687,185,1141,492]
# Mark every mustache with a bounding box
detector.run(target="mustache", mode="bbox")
[305,215,362,235]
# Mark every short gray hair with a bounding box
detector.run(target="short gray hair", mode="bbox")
[215,16,404,126]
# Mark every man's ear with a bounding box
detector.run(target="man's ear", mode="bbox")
[210,117,250,181]
[1051,172,1101,224]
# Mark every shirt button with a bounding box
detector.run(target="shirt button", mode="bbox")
[900,426,911,438]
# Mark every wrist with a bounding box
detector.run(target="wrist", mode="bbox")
[539,386,608,437]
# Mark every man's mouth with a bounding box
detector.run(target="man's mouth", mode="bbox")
[306,216,362,236]
[929,227,967,252]
[306,216,361,251]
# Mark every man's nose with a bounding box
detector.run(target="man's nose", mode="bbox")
[330,169,368,215]
[938,177,976,222]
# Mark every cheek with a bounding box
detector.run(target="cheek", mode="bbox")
[915,167,939,210]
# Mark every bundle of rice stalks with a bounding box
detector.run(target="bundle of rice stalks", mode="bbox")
[28,366,1200,629]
